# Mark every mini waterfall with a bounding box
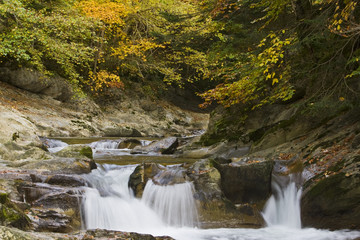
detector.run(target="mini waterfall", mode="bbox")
[142,180,198,227]
[89,140,121,149]
[262,173,302,228]
[41,138,68,153]
[81,164,164,232]
[81,164,198,232]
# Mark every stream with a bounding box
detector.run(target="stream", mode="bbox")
[47,138,360,240]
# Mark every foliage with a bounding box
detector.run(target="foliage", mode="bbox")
[0,0,358,107]
[0,0,98,88]
[199,30,295,109]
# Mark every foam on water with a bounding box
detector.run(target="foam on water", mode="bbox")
[81,164,360,240]
[42,138,68,153]
[262,174,302,228]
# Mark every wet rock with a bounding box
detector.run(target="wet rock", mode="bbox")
[301,169,360,230]
[128,163,165,198]
[215,159,273,204]
[0,192,31,230]
[34,209,72,233]
[118,139,142,149]
[188,159,264,228]
[17,182,82,233]
[54,145,93,159]
[131,137,178,154]
[188,159,222,202]
[83,229,174,240]
[103,126,142,137]
[152,168,187,185]
[45,174,86,187]
[22,157,96,174]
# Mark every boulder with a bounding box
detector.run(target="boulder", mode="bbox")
[215,159,274,204]
[82,229,174,240]
[0,68,73,101]
[53,145,93,159]
[21,157,96,174]
[0,192,31,230]
[128,163,165,198]
[118,139,142,149]
[44,174,86,187]
[131,137,178,154]
[301,170,360,230]
[33,209,72,233]
[17,182,82,233]
[186,159,264,228]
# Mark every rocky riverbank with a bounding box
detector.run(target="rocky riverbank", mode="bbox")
[197,98,360,230]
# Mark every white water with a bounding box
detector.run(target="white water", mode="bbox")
[42,138,68,153]
[81,164,360,240]
[142,180,198,227]
[82,164,197,232]
[88,139,153,159]
[82,165,165,232]
[89,140,121,149]
[262,174,302,228]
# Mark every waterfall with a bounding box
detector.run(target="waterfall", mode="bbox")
[89,140,121,149]
[41,138,68,153]
[81,164,198,232]
[142,180,198,227]
[262,174,302,228]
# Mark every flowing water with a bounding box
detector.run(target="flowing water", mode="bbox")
[48,138,360,240]
[262,174,302,228]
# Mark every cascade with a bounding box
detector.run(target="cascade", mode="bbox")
[81,164,198,232]
[142,166,198,227]
[41,138,68,153]
[89,140,121,149]
[262,173,302,228]
[81,164,164,232]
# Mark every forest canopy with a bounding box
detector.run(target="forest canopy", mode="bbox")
[0,0,359,108]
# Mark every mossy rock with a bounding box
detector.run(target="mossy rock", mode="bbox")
[301,172,360,230]
[0,193,30,230]
[80,146,93,159]
[54,144,93,159]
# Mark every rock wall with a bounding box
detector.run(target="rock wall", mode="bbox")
[198,97,360,230]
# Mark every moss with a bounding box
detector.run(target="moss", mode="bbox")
[0,193,7,204]
[80,146,93,159]
[0,193,30,230]
[305,173,346,200]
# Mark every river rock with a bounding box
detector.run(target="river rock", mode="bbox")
[82,229,174,240]
[17,181,82,232]
[215,159,273,204]
[53,145,93,159]
[301,165,360,230]
[0,192,30,230]
[128,163,165,198]
[21,157,96,174]
[0,68,73,101]
[118,139,142,149]
[131,137,178,154]
[34,209,72,233]
[187,159,264,228]
[44,174,86,187]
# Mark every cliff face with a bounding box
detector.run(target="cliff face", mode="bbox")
[200,97,360,230]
